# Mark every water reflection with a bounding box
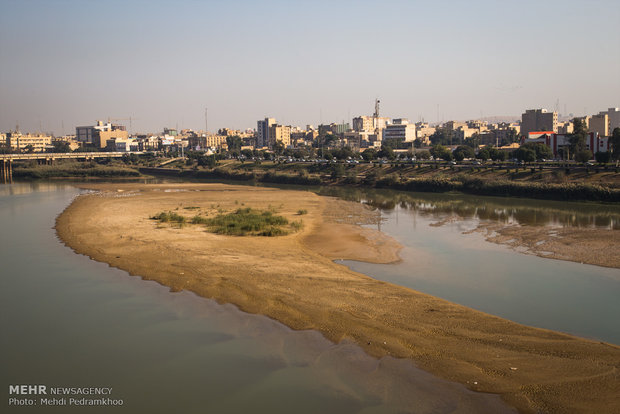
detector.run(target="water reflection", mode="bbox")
[317,187,620,229]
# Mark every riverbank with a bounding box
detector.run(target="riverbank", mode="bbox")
[13,160,140,178]
[56,183,620,414]
[141,162,620,202]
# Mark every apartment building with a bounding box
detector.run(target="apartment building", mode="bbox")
[520,109,558,137]
[5,133,52,152]
[256,118,276,148]
[268,124,291,148]
[589,113,609,137]
[352,115,390,132]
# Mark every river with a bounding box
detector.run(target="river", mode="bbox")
[317,187,620,345]
[1,181,515,413]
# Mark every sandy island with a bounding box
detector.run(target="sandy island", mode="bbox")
[56,183,620,414]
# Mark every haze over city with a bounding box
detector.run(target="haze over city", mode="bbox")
[1,0,619,135]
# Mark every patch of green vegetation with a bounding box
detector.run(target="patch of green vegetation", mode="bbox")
[190,215,210,225]
[290,220,304,231]
[151,211,187,225]
[183,206,200,210]
[205,207,291,236]
[151,207,301,236]
[296,209,308,215]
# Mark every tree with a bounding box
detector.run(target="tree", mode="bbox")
[226,135,242,152]
[452,145,475,161]
[429,128,454,146]
[331,163,345,178]
[332,147,354,160]
[197,155,217,168]
[610,127,620,161]
[0,143,12,154]
[272,140,285,156]
[430,145,453,161]
[361,148,377,161]
[506,128,519,144]
[51,141,71,153]
[24,144,35,153]
[570,118,588,159]
[416,150,431,160]
[322,134,338,148]
[465,133,481,148]
[575,150,593,163]
[378,145,395,160]
[514,147,536,163]
[594,151,611,164]
[521,142,553,160]
[477,149,490,161]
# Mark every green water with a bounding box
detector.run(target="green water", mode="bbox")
[0,181,515,413]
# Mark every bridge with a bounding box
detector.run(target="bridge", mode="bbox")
[1,152,146,182]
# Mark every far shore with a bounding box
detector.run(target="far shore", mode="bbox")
[55,183,620,414]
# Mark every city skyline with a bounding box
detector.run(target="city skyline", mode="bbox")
[1,0,619,135]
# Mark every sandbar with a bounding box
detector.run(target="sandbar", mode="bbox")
[56,183,620,413]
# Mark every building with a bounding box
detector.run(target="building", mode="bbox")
[557,121,574,134]
[256,118,276,148]
[382,119,417,144]
[352,115,390,133]
[188,134,228,150]
[5,133,52,152]
[592,108,620,136]
[520,109,558,138]
[589,113,609,137]
[522,132,605,158]
[318,122,349,137]
[51,136,80,151]
[352,116,374,132]
[415,122,436,144]
[268,124,291,148]
[605,108,620,132]
[76,120,128,148]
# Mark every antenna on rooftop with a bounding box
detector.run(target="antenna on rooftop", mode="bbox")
[204,107,208,134]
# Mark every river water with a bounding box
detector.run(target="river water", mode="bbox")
[317,187,620,345]
[1,181,515,413]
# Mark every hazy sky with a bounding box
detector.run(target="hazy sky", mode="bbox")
[1,0,619,135]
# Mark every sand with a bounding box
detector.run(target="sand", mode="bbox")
[466,223,620,270]
[55,183,620,414]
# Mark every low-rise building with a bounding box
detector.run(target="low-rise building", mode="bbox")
[5,133,52,152]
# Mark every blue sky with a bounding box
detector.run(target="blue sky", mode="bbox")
[1,0,618,134]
